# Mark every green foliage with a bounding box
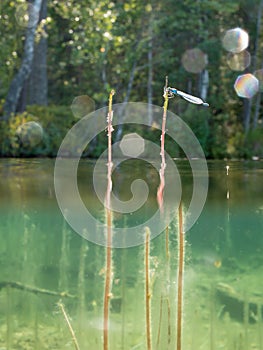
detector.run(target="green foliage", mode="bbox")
[181,105,211,156]
[0,104,113,158]
[227,131,245,158]
[1,0,263,158]
[0,111,42,157]
[0,105,74,157]
[244,128,263,158]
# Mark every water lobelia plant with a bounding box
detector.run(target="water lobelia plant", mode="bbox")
[103,90,115,350]
[156,77,172,349]
[159,77,209,350]
[157,77,205,350]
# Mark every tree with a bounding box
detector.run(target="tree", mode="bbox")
[28,0,48,106]
[2,0,43,120]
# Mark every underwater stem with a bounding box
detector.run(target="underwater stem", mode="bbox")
[156,296,163,349]
[165,225,170,261]
[6,286,12,350]
[103,90,115,350]
[145,227,152,350]
[103,210,112,350]
[0,281,75,298]
[165,226,171,345]
[177,202,184,350]
[58,301,80,350]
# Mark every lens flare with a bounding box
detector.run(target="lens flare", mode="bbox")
[16,121,43,147]
[222,27,249,53]
[15,3,39,28]
[234,74,259,98]
[71,95,95,119]
[120,133,145,157]
[226,51,251,71]
[181,48,207,73]
[254,69,263,92]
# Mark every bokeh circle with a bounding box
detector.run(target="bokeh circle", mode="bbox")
[181,48,207,73]
[222,27,249,53]
[16,121,43,147]
[15,3,39,28]
[234,73,259,98]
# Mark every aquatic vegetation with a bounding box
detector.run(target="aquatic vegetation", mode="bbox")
[103,90,115,350]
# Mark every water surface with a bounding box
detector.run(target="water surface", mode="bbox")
[0,158,262,349]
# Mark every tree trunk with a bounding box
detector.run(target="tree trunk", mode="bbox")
[200,55,209,101]
[115,58,137,142]
[243,0,263,133]
[147,6,153,125]
[253,0,263,129]
[2,0,43,120]
[253,90,261,129]
[28,0,48,106]
[243,99,252,134]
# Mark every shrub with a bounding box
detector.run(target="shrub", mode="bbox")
[0,105,74,157]
[244,128,263,158]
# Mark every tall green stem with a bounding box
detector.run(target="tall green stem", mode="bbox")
[103,90,115,350]
[157,76,169,211]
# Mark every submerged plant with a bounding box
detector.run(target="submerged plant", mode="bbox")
[145,227,152,350]
[176,202,184,350]
[156,226,171,349]
[58,300,80,350]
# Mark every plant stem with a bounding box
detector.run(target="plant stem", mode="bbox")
[257,302,262,349]
[103,212,112,350]
[145,227,152,350]
[0,281,75,298]
[156,78,170,349]
[157,76,169,210]
[58,301,80,350]
[59,210,69,292]
[156,226,171,349]
[165,226,171,345]
[6,286,12,350]
[103,90,115,350]
[177,202,184,350]
[78,237,88,340]
[165,225,170,261]
[156,296,163,349]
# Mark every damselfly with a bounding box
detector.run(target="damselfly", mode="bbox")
[166,87,209,107]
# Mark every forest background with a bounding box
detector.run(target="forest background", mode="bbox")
[0,0,263,159]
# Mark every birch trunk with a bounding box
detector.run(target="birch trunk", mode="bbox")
[147,7,153,125]
[253,0,263,129]
[28,0,48,106]
[3,0,43,120]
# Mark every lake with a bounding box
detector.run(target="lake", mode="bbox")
[0,158,262,349]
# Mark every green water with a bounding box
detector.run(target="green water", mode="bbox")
[0,158,262,349]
